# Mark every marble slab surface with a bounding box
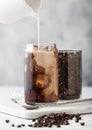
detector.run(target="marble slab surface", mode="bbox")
[0,86,92,129]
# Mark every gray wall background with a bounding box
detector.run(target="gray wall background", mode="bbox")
[0,0,92,86]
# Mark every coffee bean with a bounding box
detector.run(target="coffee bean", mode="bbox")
[48,124,52,127]
[21,124,25,127]
[32,119,36,122]
[5,120,10,123]
[57,125,61,127]
[80,122,85,126]
[17,125,21,128]
[78,117,82,120]
[75,118,79,122]
[11,124,15,127]
[28,124,33,127]
[64,120,69,125]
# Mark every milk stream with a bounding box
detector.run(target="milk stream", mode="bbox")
[37,15,40,50]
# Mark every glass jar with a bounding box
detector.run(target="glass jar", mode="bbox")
[58,50,82,100]
[24,44,58,104]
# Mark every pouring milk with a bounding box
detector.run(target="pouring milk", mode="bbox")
[0,0,41,47]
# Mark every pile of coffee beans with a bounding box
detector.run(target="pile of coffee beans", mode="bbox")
[58,50,82,100]
[5,112,85,128]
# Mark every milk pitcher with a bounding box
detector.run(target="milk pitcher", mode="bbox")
[0,0,41,24]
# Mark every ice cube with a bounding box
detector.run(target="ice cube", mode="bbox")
[29,59,37,72]
[47,91,58,101]
[41,90,57,102]
[35,74,51,89]
[35,74,44,89]
[27,70,33,84]
[35,65,45,74]
[33,45,38,51]
[42,45,49,51]
[26,89,37,102]
[43,44,56,51]
[41,83,53,97]
[44,74,52,86]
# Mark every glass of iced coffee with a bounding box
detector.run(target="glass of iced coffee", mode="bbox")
[24,44,58,104]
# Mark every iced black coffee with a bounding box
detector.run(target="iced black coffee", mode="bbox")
[24,44,58,103]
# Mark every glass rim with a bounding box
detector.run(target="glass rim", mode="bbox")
[26,43,57,50]
[58,50,82,52]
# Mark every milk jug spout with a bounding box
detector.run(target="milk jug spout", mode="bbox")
[0,0,41,24]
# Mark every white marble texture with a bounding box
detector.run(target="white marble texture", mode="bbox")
[0,0,92,86]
